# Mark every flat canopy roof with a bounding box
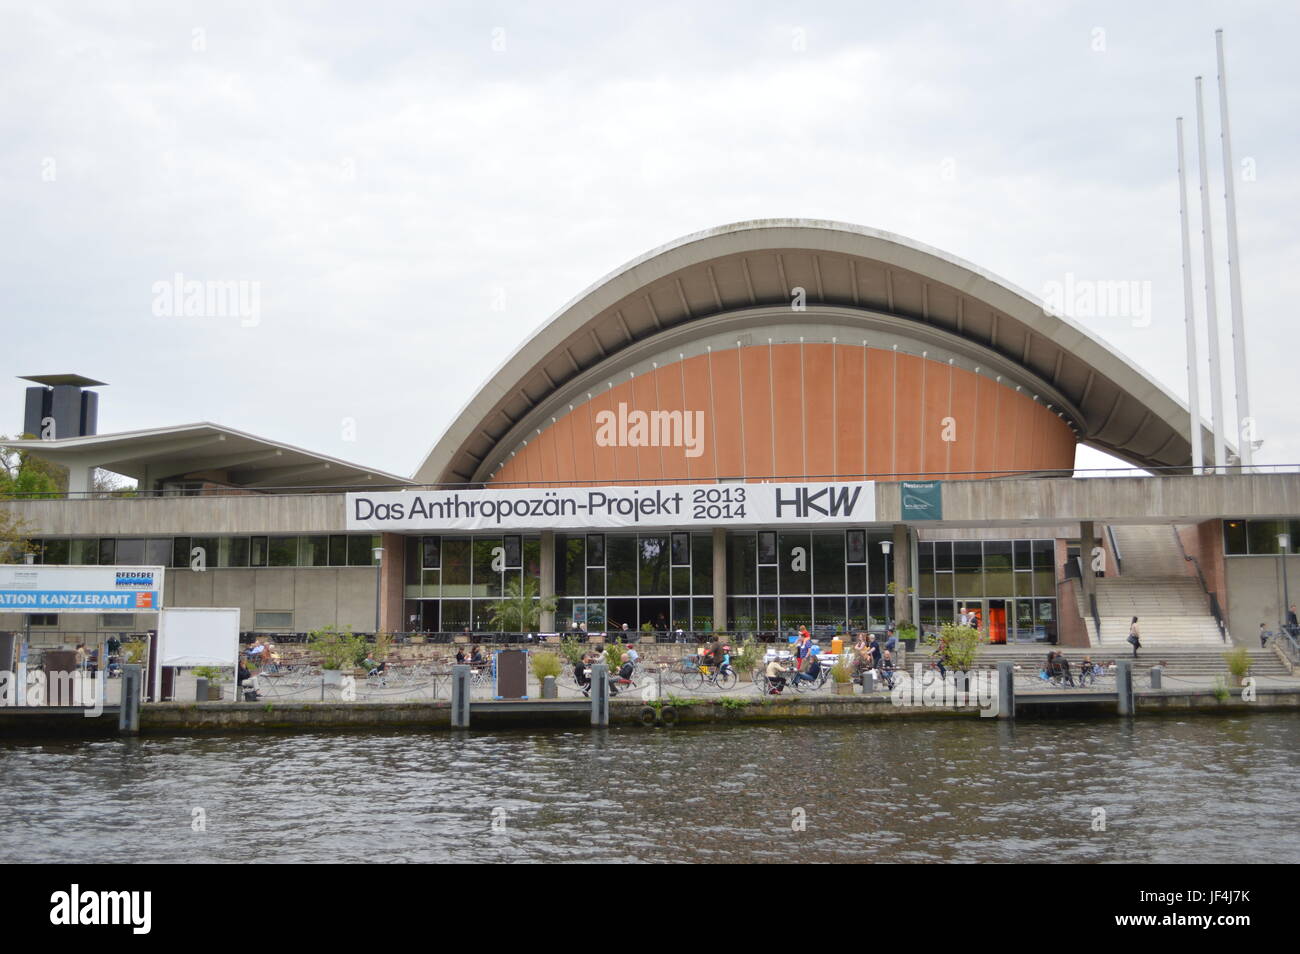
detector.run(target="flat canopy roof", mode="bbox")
[19,374,107,388]
[1,423,412,491]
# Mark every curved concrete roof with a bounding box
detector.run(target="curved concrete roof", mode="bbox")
[415,219,1213,485]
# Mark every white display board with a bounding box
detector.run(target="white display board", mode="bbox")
[0,565,164,613]
[155,608,241,696]
[346,481,875,532]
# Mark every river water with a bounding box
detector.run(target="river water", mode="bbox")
[2,714,1297,863]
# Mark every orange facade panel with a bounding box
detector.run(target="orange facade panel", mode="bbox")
[489,344,1076,487]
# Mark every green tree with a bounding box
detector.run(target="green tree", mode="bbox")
[0,508,32,563]
[486,576,556,633]
[0,437,66,498]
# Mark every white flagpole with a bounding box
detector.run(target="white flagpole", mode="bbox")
[1177,117,1204,475]
[1216,28,1252,469]
[1195,76,1227,473]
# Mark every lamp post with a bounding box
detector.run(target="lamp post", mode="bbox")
[372,546,385,637]
[1279,533,1291,636]
[880,540,893,628]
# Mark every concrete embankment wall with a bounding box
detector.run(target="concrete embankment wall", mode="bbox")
[4,687,1297,738]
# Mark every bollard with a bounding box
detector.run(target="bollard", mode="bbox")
[1116,659,1134,716]
[451,664,471,728]
[861,670,876,693]
[1149,665,1163,690]
[996,661,1015,720]
[119,664,141,736]
[195,677,208,702]
[542,675,557,699]
[590,663,609,727]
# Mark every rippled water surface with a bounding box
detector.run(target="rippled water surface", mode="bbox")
[2,715,1297,863]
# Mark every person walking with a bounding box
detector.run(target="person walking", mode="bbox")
[1127,616,1141,657]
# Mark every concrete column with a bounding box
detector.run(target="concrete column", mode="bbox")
[450,664,471,727]
[119,664,141,735]
[1116,659,1133,716]
[1079,521,1097,598]
[891,524,912,625]
[541,675,557,699]
[712,527,727,632]
[590,663,609,726]
[996,661,1015,720]
[380,532,405,634]
[1149,665,1163,689]
[195,677,209,702]
[539,530,556,633]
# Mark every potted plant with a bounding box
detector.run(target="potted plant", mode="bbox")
[896,621,919,652]
[486,577,557,635]
[1223,645,1251,687]
[309,625,367,686]
[830,654,856,695]
[926,622,986,694]
[193,665,225,700]
[731,637,764,682]
[531,651,563,695]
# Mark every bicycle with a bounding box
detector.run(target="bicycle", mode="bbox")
[680,661,737,691]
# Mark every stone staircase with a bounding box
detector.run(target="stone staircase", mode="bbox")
[1076,524,1225,648]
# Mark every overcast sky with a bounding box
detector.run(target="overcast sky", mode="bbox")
[2,0,1297,480]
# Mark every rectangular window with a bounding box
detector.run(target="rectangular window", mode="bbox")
[638,536,669,595]
[691,534,713,596]
[812,533,845,595]
[441,538,471,597]
[30,614,58,627]
[222,537,250,568]
[757,531,777,565]
[43,539,70,565]
[69,539,98,565]
[269,536,298,567]
[329,535,349,566]
[586,534,605,567]
[671,532,691,566]
[254,611,293,630]
[116,538,145,565]
[778,532,811,594]
[250,536,268,567]
[98,538,116,565]
[172,537,191,568]
[101,614,133,628]
[145,538,171,567]
[472,539,503,598]
[558,536,584,596]
[347,535,377,566]
[503,535,521,568]
[1222,520,1247,555]
[422,536,442,569]
[846,529,866,564]
[301,535,329,567]
[192,537,219,569]
[606,535,638,596]
[727,533,756,595]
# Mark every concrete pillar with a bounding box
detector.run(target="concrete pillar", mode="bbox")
[1079,521,1097,598]
[891,524,912,625]
[590,662,609,726]
[539,530,556,633]
[380,532,405,634]
[712,527,727,633]
[1116,659,1133,716]
[541,675,557,699]
[119,664,141,735]
[997,661,1015,720]
[195,677,209,702]
[450,664,471,727]
[1149,665,1163,689]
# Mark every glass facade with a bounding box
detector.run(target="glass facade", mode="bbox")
[549,532,712,634]
[917,539,1057,641]
[402,534,542,633]
[1223,519,1300,555]
[26,535,382,568]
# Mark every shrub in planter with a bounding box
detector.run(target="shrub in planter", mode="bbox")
[1223,646,1251,687]
[309,626,367,672]
[532,651,563,684]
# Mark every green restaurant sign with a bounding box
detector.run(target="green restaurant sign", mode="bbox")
[900,481,943,521]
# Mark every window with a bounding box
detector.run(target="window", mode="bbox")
[172,537,191,568]
[221,537,250,568]
[586,534,605,566]
[422,536,442,569]
[301,535,329,567]
[503,535,521,568]
[250,536,268,567]
[254,612,293,630]
[269,536,298,567]
[671,532,691,566]
[30,614,57,626]
[347,535,377,566]
[846,529,866,564]
[98,538,116,565]
[101,614,133,628]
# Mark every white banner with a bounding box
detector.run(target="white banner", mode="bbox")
[0,565,165,614]
[346,482,875,532]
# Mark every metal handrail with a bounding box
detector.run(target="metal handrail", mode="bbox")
[1106,524,1123,575]
[1089,591,1102,644]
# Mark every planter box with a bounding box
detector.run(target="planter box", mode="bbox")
[322,669,343,687]
[409,635,426,644]
[833,681,855,696]
[207,685,223,701]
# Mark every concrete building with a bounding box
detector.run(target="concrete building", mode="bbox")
[3,221,1298,651]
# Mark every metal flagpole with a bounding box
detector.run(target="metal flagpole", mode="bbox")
[1216,28,1252,470]
[1176,117,1204,475]
[1194,76,1227,473]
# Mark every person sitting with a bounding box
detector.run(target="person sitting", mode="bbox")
[878,649,897,690]
[764,657,790,694]
[616,657,635,686]
[574,653,591,692]
[1050,652,1074,687]
[790,649,822,688]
